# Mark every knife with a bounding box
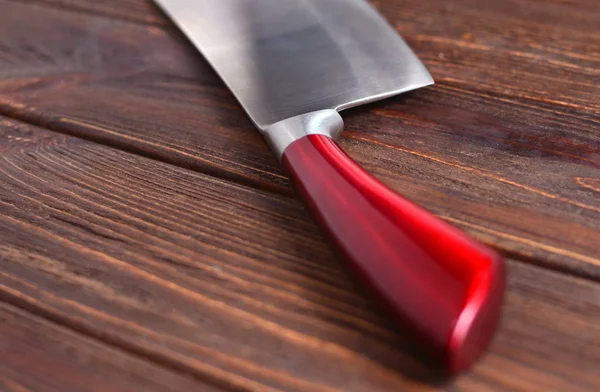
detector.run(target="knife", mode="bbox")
[154,0,505,373]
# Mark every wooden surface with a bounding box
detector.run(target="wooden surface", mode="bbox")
[0,0,598,391]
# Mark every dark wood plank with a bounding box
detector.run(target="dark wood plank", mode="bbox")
[1,0,599,278]
[1,119,599,391]
[0,303,221,392]
[3,0,166,26]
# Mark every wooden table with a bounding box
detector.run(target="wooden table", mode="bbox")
[1,0,599,391]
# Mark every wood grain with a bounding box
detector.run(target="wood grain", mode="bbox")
[1,119,599,391]
[0,302,219,392]
[3,0,166,26]
[1,0,599,278]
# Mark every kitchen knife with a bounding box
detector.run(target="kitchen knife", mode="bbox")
[154,0,505,372]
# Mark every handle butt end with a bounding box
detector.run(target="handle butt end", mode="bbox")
[281,132,507,373]
[448,255,506,373]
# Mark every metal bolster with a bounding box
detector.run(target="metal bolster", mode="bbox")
[261,110,344,159]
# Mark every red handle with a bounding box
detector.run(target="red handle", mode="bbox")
[282,134,505,373]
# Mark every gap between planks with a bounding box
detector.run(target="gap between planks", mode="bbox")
[0,301,230,392]
[0,102,294,198]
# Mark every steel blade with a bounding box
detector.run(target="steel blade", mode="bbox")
[155,0,434,130]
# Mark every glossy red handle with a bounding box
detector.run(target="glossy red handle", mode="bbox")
[282,134,505,373]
